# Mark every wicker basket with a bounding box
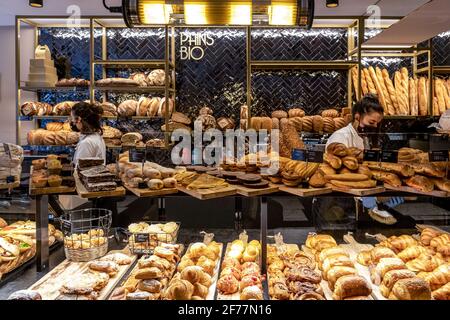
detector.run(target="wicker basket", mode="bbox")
[60,208,112,262]
[127,221,180,255]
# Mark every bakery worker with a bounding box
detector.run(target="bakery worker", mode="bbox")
[325,94,403,225]
[70,101,106,166]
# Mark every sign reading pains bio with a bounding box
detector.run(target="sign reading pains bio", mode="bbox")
[180,32,215,61]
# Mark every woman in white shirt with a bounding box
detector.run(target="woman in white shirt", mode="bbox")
[325,94,402,225]
[70,102,106,166]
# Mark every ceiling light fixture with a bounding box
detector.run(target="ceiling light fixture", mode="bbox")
[326,0,338,8]
[29,0,43,8]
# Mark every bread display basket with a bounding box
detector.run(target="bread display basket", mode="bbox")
[60,208,112,262]
[126,221,180,255]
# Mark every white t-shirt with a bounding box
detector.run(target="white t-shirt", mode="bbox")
[325,123,368,150]
[73,133,106,166]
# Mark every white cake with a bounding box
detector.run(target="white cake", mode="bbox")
[25,45,58,87]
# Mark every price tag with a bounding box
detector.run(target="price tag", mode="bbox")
[363,149,380,162]
[134,233,149,243]
[291,149,307,161]
[381,150,399,163]
[129,149,145,163]
[429,150,449,162]
[307,150,324,163]
[200,231,215,245]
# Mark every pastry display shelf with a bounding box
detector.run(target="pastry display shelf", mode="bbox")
[383,115,441,120]
[93,59,174,69]
[19,86,89,92]
[93,86,175,93]
[250,60,358,70]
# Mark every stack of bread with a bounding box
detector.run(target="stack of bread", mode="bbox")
[110,244,182,300]
[353,66,450,116]
[313,143,376,189]
[31,154,74,189]
[356,233,441,300]
[20,101,54,116]
[217,239,263,300]
[0,143,23,187]
[268,244,324,300]
[120,132,144,147]
[275,158,320,188]
[102,125,122,147]
[129,69,169,87]
[27,125,79,146]
[127,222,179,253]
[365,154,448,193]
[118,152,177,190]
[306,234,372,300]
[165,241,221,300]
[117,97,174,118]
[162,111,192,132]
[56,78,89,87]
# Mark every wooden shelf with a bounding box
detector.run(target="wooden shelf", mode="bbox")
[94,86,174,93]
[433,66,450,74]
[383,115,439,120]
[250,60,358,70]
[93,59,173,69]
[19,86,89,92]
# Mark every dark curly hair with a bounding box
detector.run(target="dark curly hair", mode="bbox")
[352,93,384,118]
[71,101,103,134]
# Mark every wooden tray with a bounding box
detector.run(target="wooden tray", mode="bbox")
[331,186,385,196]
[29,166,75,196]
[385,184,449,198]
[74,173,126,199]
[279,185,332,197]
[416,224,450,235]
[235,184,279,197]
[177,185,237,200]
[125,185,178,197]
[0,181,20,190]
[27,249,136,300]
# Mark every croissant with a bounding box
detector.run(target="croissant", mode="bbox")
[406,254,444,273]
[432,282,450,300]
[398,245,431,262]
[164,279,194,300]
[430,234,450,249]
[180,266,204,284]
[192,283,208,299]
[318,247,349,267]
[370,257,406,285]
[326,266,357,291]
[422,263,450,291]
[370,246,397,265]
[305,234,337,252]
[420,228,441,246]
[380,269,416,298]
[356,250,372,266]
[322,254,354,279]
[388,235,418,253]
[389,278,431,300]
[196,256,216,276]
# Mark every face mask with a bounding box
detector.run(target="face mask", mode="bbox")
[70,122,80,132]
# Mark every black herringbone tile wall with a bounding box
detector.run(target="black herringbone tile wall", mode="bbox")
[433,31,450,66]
[175,28,247,120]
[362,57,412,77]
[252,28,348,61]
[251,70,348,116]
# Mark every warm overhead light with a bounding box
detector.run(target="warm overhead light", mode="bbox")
[138,0,173,24]
[29,0,43,8]
[184,0,252,25]
[326,0,339,8]
[268,0,314,27]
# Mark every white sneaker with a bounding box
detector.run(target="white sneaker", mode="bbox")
[368,207,397,225]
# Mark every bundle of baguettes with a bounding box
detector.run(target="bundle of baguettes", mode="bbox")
[351,67,450,116]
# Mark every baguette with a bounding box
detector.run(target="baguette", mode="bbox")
[371,170,402,187]
[324,173,371,182]
[330,179,377,189]
[376,67,395,115]
[409,78,419,116]
[364,162,415,177]
[418,77,428,116]
[443,78,450,110]
[363,68,377,95]
[401,68,410,115]
[436,79,447,115]
[369,66,388,111]
[433,97,439,116]
[324,153,342,170]
[395,71,408,115]
[351,67,359,98]
[382,69,398,115]
[360,68,369,96]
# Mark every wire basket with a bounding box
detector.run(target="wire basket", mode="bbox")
[126,221,180,255]
[60,208,112,262]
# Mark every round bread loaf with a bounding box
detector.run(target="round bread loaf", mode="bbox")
[21,102,38,116]
[147,69,165,86]
[118,100,138,117]
[260,117,272,131]
[55,131,67,145]
[302,116,313,132]
[312,115,324,133]
[147,97,161,117]
[100,102,117,116]
[137,97,152,116]
[43,131,56,145]
[66,132,80,145]
[250,117,261,130]
[271,110,288,119]
[53,101,75,116]
[272,118,280,130]
[333,117,347,130]
[62,122,72,132]
[148,179,164,190]
[288,108,305,118]
[27,129,45,145]
[158,97,174,117]
[130,72,147,86]
[321,109,340,118]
